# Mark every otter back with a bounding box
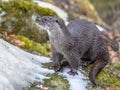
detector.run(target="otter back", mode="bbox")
[67,19,103,56]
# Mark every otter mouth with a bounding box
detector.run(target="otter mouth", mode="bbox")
[36,18,45,27]
[35,18,49,31]
[35,18,44,25]
[36,23,47,31]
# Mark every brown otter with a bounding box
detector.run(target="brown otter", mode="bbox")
[35,16,110,87]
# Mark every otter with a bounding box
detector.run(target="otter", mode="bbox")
[35,16,110,87]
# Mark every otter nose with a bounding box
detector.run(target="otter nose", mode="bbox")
[35,18,40,22]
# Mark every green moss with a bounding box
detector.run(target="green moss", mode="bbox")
[42,42,51,52]
[107,64,120,71]
[17,35,48,56]
[29,82,42,90]
[82,64,120,89]
[44,73,69,90]
[42,60,69,90]
[97,70,120,90]
[43,62,53,69]
[29,73,69,90]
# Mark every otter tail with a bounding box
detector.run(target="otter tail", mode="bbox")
[89,52,109,87]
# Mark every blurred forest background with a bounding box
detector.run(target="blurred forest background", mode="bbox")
[0,0,120,90]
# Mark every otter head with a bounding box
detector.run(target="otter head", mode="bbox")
[36,16,63,35]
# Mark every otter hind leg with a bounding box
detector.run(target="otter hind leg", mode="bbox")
[89,53,109,87]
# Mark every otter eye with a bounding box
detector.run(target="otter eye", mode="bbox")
[56,20,59,23]
[44,18,47,21]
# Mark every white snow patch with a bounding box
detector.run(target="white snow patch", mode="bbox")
[1,0,8,2]
[0,75,15,90]
[0,12,6,17]
[61,67,87,90]
[0,39,87,90]
[33,0,68,25]
[0,11,6,21]
[0,39,54,90]
[96,24,106,32]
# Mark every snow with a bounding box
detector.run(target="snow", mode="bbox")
[1,0,8,2]
[96,24,106,32]
[0,39,87,90]
[0,39,54,90]
[33,0,68,25]
[62,68,87,90]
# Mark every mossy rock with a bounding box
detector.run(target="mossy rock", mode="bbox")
[0,0,58,17]
[96,64,120,89]
[29,73,69,90]
[83,64,120,90]
[19,26,49,43]
[43,73,69,90]
[97,70,120,90]
[29,61,69,90]
[17,35,48,56]
[0,0,58,43]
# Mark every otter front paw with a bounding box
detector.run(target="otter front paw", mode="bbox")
[53,64,61,72]
[67,70,78,76]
